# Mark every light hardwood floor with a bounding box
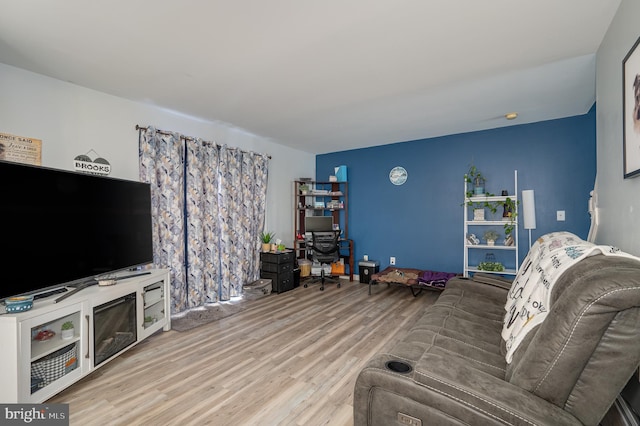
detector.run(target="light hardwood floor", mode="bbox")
[50,280,439,426]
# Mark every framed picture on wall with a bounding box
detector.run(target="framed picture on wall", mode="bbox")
[0,132,42,165]
[623,35,640,178]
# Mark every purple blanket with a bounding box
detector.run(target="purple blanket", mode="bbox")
[418,270,457,288]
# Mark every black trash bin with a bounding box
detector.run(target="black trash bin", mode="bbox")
[359,260,379,284]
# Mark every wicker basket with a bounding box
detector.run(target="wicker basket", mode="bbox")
[31,342,78,391]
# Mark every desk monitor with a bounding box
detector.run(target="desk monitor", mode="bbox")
[305,216,333,233]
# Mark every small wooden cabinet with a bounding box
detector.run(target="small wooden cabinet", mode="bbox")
[260,251,295,293]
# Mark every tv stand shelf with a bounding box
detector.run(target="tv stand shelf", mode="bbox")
[0,269,170,403]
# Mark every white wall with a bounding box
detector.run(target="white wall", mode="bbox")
[0,63,314,245]
[595,0,640,255]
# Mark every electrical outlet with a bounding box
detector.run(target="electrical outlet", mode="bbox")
[557,210,565,221]
[390,256,396,265]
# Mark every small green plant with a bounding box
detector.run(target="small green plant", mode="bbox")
[463,164,519,236]
[483,230,500,241]
[61,321,74,330]
[477,261,505,272]
[144,316,154,323]
[464,165,495,210]
[465,165,492,199]
[502,197,518,236]
[259,231,275,243]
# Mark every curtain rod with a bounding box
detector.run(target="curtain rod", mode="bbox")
[136,125,272,159]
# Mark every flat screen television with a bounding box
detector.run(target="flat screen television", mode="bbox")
[0,160,153,301]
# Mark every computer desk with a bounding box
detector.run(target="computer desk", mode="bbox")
[294,237,354,282]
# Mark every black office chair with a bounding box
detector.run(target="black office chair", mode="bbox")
[304,230,341,291]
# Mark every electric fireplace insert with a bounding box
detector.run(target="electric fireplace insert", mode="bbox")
[93,293,137,366]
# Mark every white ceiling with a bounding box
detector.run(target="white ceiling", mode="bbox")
[0,1,621,154]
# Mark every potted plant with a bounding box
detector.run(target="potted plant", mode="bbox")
[477,261,505,272]
[465,165,487,196]
[144,316,155,328]
[260,231,275,252]
[483,230,500,246]
[464,165,495,216]
[464,166,519,236]
[299,184,310,194]
[61,321,74,340]
[502,197,518,236]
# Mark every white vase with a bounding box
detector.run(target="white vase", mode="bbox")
[487,240,495,246]
[473,209,485,221]
[61,328,74,340]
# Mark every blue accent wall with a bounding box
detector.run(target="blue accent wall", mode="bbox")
[316,106,596,273]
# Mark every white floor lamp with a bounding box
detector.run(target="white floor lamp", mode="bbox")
[522,190,536,249]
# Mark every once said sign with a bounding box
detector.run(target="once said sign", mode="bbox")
[0,132,42,165]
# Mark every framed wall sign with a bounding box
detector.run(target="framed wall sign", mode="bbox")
[623,35,640,178]
[74,149,111,175]
[0,132,42,165]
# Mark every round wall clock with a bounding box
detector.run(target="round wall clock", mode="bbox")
[389,166,408,185]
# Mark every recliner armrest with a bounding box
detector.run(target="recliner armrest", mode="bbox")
[354,353,582,425]
[471,272,513,289]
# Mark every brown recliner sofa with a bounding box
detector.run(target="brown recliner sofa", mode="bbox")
[354,246,640,425]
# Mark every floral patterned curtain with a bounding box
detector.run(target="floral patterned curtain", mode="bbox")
[138,127,187,312]
[242,151,269,293]
[217,145,241,300]
[216,147,269,300]
[139,127,269,313]
[185,138,220,307]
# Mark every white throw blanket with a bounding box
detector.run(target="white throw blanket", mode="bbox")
[502,232,637,363]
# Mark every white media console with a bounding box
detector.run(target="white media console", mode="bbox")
[0,269,171,403]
